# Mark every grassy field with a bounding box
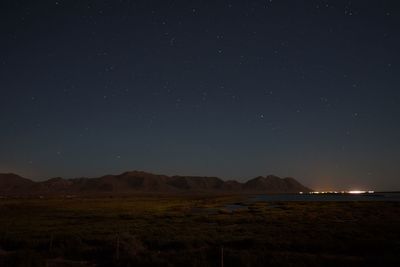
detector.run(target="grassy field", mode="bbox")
[0,195,399,267]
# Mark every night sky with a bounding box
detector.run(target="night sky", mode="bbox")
[1,0,399,190]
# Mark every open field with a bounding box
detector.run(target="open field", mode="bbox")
[0,196,399,267]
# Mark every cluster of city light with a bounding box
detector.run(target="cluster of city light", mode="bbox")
[348,190,375,194]
[300,190,374,195]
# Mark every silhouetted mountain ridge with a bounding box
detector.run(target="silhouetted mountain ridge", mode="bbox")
[0,171,311,195]
[0,173,34,193]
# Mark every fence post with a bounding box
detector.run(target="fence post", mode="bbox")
[221,246,224,267]
[49,233,53,252]
[116,234,120,261]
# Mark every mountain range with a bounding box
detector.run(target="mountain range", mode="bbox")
[0,171,311,196]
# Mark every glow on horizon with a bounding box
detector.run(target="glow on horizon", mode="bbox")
[348,190,375,194]
[348,190,365,194]
[306,190,375,194]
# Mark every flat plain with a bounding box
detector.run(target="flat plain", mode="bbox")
[0,195,399,267]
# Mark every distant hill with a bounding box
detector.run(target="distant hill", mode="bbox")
[243,175,310,193]
[0,171,311,196]
[0,173,35,193]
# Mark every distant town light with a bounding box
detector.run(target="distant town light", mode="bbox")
[348,190,366,194]
[308,190,375,195]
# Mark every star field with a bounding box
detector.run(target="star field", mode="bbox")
[1,0,399,190]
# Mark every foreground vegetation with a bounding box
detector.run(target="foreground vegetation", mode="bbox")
[0,195,399,266]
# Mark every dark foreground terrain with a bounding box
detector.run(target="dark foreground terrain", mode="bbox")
[0,196,399,267]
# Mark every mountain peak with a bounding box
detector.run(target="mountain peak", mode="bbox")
[244,175,311,193]
[0,173,35,192]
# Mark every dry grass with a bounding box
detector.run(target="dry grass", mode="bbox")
[0,196,399,266]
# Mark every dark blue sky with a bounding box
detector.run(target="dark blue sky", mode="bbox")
[1,0,399,190]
